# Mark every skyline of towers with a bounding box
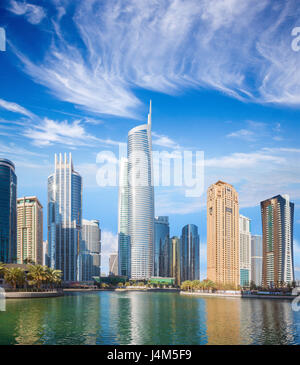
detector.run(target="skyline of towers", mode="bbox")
[17,196,43,265]
[0,158,17,263]
[251,235,263,287]
[207,181,240,287]
[180,224,200,282]
[80,219,101,281]
[239,215,251,287]
[48,153,82,282]
[154,216,170,277]
[127,101,155,280]
[261,194,295,287]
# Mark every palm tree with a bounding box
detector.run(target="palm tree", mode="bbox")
[27,265,47,290]
[4,268,26,290]
[44,267,62,289]
[192,280,201,291]
[0,262,6,279]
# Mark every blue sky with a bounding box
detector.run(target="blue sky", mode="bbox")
[0,0,300,278]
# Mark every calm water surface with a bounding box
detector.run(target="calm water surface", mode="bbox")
[0,291,299,345]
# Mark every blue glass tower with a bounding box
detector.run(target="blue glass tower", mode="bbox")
[0,158,17,263]
[181,224,200,282]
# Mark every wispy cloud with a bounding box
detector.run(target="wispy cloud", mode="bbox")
[9,0,300,118]
[152,132,180,149]
[226,121,282,142]
[8,0,46,25]
[0,98,35,118]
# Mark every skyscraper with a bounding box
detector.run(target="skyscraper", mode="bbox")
[207,181,240,287]
[128,101,154,280]
[181,224,200,282]
[118,157,130,277]
[109,253,118,276]
[170,236,181,286]
[239,215,251,287]
[251,235,263,287]
[154,216,170,277]
[261,194,294,287]
[0,158,17,263]
[17,197,43,265]
[80,219,101,281]
[48,153,82,282]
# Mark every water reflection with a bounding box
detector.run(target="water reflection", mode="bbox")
[0,292,299,345]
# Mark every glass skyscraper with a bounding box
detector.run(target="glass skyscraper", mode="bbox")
[239,215,251,287]
[251,235,263,287]
[0,158,17,263]
[261,194,294,287]
[128,101,154,280]
[48,153,82,282]
[154,216,170,277]
[118,157,130,277]
[80,219,101,281]
[181,224,200,282]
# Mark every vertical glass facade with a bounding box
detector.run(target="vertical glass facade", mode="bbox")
[251,235,262,287]
[154,216,170,277]
[128,103,154,280]
[118,158,130,277]
[0,159,17,263]
[239,215,251,287]
[181,224,200,282]
[48,153,82,282]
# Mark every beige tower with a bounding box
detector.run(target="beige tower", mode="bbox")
[17,197,43,265]
[207,181,240,287]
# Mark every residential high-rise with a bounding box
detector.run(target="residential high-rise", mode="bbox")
[0,158,17,263]
[17,197,43,265]
[109,253,118,276]
[181,224,200,282]
[251,235,263,287]
[80,219,101,281]
[43,240,49,267]
[170,236,181,286]
[239,215,251,287]
[207,181,240,287]
[128,101,154,280]
[48,153,82,282]
[118,157,130,278]
[261,194,294,287]
[154,216,170,277]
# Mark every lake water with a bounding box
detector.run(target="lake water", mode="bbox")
[0,291,299,345]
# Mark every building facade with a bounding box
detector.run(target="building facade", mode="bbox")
[261,194,294,287]
[109,253,118,276]
[239,215,251,287]
[207,181,240,287]
[251,235,263,287]
[48,153,82,282]
[118,157,130,278]
[181,224,200,282]
[154,216,170,277]
[128,101,154,280]
[17,197,43,265]
[170,236,181,286]
[80,219,101,281]
[0,158,17,263]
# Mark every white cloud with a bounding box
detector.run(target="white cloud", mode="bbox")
[8,0,46,25]
[0,98,34,118]
[152,132,180,149]
[10,0,300,118]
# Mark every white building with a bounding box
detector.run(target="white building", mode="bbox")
[239,215,251,287]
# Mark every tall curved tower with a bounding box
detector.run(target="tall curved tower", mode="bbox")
[0,158,17,263]
[128,101,154,280]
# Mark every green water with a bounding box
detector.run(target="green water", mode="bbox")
[0,291,299,345]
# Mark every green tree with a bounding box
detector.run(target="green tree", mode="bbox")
[4,268,26,290]
[44,267,62,289]
[0,262,6,279]
[27,265,47,290]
